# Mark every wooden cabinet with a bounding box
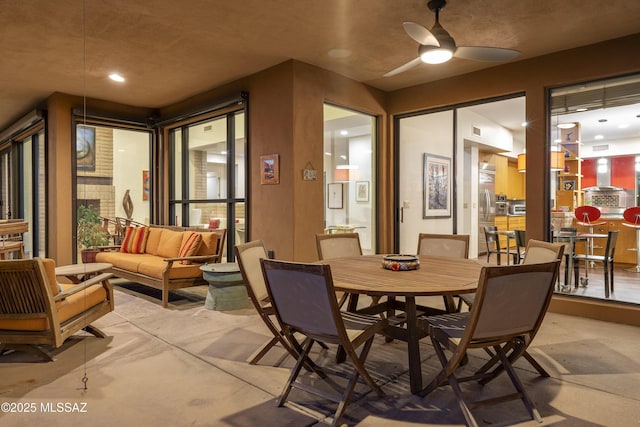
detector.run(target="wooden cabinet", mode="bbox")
[493,215,525,248]
[507,162,525,199]
[508,215,526,231]
[556,124,584,211]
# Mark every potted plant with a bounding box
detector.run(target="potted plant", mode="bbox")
[77,204,109,263]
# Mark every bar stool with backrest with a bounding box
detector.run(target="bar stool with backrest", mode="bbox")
[514,229,527,264]
[484,225,517,265]
[571,230,618,298]
[575,206,606,269]
[622,206,640,273]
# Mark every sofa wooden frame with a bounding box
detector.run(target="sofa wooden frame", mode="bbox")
[96,225,226,308]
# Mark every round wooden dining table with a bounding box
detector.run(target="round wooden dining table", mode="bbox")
[322,254,482,394]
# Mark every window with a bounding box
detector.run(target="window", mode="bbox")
[75,122,152,257]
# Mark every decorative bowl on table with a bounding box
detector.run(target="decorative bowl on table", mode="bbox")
[382,254,420,271]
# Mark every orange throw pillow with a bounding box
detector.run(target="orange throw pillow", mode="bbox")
[178,232,202,264]
[120,226,149,254]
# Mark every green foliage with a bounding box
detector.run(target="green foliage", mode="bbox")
[77,205,109,248]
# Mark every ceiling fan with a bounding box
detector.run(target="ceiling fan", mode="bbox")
[384,0,520,77]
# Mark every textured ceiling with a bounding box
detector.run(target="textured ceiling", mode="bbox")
[1,0,640,131]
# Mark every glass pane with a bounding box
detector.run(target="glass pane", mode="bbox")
[188,116,228,200]
[0,151,8,219]
[234,112,246,199]
[234,202,246,244]
[549,73,640,304]
[323,105,376,254]
[398,110,454,254]
[21,137,33,258]
[76,124,151,254]
[37,130,46,257]
[171,128,183,200]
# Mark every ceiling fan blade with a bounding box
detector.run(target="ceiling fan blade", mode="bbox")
[384,57,422,77]
[403,22,439,46]
[454,46,520,62]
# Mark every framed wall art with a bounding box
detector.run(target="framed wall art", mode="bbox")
[76,125,96,171]
[142,170,150,201]
[355,181,369,202]
[563,180,576,191]
[423,153,451,219]
[260,154,280,185]
[327,183,343,209]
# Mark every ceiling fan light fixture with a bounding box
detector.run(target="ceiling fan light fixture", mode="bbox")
[420,46,453,64]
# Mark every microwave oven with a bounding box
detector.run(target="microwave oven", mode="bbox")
[509,204,526,215]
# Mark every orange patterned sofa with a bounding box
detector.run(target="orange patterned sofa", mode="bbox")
[95,225,226,307]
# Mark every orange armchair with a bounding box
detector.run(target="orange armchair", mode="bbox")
[0,258,114,361]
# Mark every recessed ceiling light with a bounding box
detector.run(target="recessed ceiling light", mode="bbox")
[521,121,528,127]
[109,73,125,82]
[618,123,629,129]
[328,49,352,58]
[575,108,588,112]
[598,118,608,123]
[340,130,348,136]
[594,134,604,140]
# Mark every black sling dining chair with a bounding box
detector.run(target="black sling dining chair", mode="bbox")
[420,261,561,426]
[260,259,387,427]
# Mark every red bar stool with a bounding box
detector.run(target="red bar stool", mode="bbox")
[622,206,640,273]
[575,206,606,271]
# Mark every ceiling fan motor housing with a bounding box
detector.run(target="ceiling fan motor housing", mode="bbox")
[427,0,447,13]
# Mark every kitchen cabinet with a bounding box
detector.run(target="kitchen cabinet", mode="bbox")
[507,162,525,199]
[493,215,525,249]
[507,215,526,231]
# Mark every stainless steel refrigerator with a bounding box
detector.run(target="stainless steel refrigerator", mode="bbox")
[478,164,496,254]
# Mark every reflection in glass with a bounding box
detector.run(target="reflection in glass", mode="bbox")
[323,105,376,254]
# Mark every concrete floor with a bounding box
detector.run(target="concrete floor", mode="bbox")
[1,281,640,426]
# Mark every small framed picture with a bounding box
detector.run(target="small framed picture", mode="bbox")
[260,154,279,185]
[563,180,575,191]
[327,183,343,209]
[355,181,369,202]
